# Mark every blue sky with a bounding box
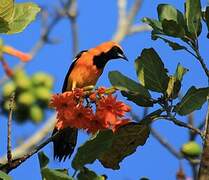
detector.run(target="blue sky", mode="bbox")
[0,0,209,179]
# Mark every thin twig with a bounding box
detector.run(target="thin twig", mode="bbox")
[127,0,143,25]
[128,24,152,35]
[193,48,209,79]
[113,0,144,43]
[7,92,15,165]
[1,129,60,173]
[164,116,204,139]
[0,114,56,164]
[66,0,79,57]
[188,113,196,141]
[151,128,182,159]
[198,106,209,179]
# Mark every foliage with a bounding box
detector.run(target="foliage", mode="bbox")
[72,122,150,170]
[0,0,40,34]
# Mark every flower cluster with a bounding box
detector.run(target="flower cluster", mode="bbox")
[50,87,131,133]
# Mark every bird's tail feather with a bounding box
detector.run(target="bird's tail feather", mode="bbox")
[52,127,78,161]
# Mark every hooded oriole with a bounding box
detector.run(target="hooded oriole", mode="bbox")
[52,41,127,161]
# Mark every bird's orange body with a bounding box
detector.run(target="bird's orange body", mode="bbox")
[66,41,122,90]
[53,41,127,161]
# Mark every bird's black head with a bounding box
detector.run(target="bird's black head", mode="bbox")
[105,45,128,61]
[93,45,128,69]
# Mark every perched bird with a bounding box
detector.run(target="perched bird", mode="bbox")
[52,41,128,161]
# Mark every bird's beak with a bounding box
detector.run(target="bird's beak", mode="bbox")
[117,52,128,61]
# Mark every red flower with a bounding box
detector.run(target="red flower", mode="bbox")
[86,118,105,134]
[50,88,132,133]
[49,92,76,112]
[89,92,97,102]
[97,94,131,117]
[73,88,84,99]
[95,94,131,131]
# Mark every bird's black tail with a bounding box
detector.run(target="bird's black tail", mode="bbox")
[52,127,78,161]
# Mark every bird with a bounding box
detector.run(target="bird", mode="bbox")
[52,41,128,161]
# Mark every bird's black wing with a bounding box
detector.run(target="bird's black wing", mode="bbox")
[62,50,88,92]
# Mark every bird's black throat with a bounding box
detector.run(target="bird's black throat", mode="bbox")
[93,52,109,69]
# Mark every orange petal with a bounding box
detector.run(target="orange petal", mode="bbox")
[3,46,32,62]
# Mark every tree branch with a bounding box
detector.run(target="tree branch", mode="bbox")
[151,128,182,159]
[65,0,79,57]
[128,24,152,35]
[198,106,209,179]
[0,114,56,164]
[113,0,144,43]
[164,116,204,139]
[0,126,60,173]
[7,93,15,165]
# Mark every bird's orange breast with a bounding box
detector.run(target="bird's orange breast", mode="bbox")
[66,52,103,90]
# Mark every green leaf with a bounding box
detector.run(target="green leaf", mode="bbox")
[38,152,74,180]
[185,0,202,38]
[204,6,209,38]
[142,17,162,32]
[174,63,188,81]
[174,86,209,115]
[0,0,14,21]
[108,71,153,107]
[5,2,40,34]
[38,151,49,169]
[77,167,105,180]
[135,48,169,93]
[72,130,114,170]
[153,35,186,50]
[157,4,185,26]
[162,19,185,38]
[72,122,150,170]
[99,122,150,169]
[41,168,74,180]
[121,91,154,107]
[108,71,150,97]
[142,17,163,36]
[0,171,11,180]
[166,76,181,99]
[0,18,9,33]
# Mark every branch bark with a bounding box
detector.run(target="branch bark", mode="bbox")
[7,93,15,165]
[198,107,209,180]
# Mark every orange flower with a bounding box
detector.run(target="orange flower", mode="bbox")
[73,88,84,99]
[3,46,32,62]
[51,88,132,133]
[64,105,94,129]
[97,94,131,117]
[95,94,131,132]
[89,92,97,102]
[96,110,117,128]
[49,92,77,112]
[86,118,105,134]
